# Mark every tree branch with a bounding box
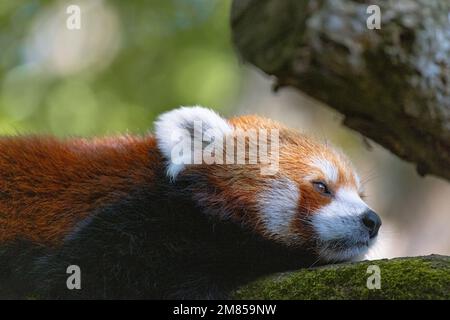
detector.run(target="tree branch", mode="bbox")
[231,0,450,181]
[233,255,450,299]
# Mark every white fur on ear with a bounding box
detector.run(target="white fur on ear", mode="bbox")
[154,106,233,181]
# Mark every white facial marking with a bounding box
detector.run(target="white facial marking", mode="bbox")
[311,157,339,183]
[317,244,369,262]
[312,188,367,241]
[354,172,362,191]
[311,187,373,262]
[258,178,301,245]
[155,106,233,181]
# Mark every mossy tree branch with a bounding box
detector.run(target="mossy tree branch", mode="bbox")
[233,255,450,299]
[231,0,450,181]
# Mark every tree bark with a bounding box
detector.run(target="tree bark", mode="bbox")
[233,255,450,299]
[231,0,450,181]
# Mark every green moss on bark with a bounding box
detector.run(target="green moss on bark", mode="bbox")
[232,255,450,299]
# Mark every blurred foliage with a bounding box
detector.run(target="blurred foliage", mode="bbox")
[0,0,241,136]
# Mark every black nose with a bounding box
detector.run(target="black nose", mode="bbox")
[362,210,382,238]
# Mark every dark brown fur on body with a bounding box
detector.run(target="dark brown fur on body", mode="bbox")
[0,134,315,299]
[0,106,375,299]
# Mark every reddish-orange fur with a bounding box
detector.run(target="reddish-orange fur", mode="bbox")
[179,115,360,245]
[0,114,359,249]
[0,108,374,300]
[0,135,161,246]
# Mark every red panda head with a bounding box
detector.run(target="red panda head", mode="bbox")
[155,106,381,262]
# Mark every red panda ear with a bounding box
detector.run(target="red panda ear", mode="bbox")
[154,106,233,181]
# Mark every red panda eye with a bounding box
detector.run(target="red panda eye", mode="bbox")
[313,181,332,196]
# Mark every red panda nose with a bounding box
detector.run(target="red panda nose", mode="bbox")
[362,210,382,238]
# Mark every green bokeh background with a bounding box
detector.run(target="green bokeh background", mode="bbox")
[0,0,240,136]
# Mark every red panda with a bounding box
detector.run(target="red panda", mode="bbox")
[0,106,381,299]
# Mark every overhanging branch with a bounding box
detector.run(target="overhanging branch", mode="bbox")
[231,0,450,181]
